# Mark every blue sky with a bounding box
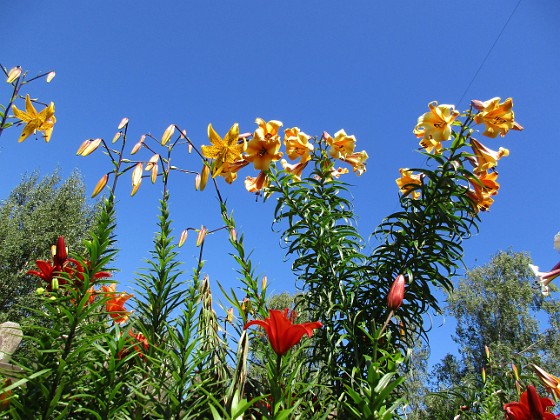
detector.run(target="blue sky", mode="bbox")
[2,0,559,366]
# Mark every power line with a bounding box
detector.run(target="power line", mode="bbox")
[457,0,523,106]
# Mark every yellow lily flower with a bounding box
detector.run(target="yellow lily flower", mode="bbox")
[245,118,283,171]
[414,101,459,151]
[396,168,422,199]
[284,127,313,162]
[341,150,368,176]
[201,123,245,177]
[12,94,56,143]
[472,97,523,138]
[470,138,509,173]
[245,171,269,192]
[326,129,356,159]
[532,364,560,400]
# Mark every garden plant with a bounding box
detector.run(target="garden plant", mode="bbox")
[1,64,559,419]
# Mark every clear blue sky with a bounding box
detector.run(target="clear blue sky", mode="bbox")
[2,1,559,366]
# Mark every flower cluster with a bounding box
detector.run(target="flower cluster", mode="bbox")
[201,118,368,193]
[27,236,133,325]
[28,236,111,291]
[397,97,522,212]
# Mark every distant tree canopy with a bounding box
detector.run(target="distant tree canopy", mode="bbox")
[0,170,97,325]
[415,250,560,419]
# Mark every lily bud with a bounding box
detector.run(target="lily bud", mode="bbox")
[118,117,129,130]
[387,274,405,311]
[261,275,267,290]
[6,67,21,83]
[227,307,234,324]
[92,174,108,198]
[178,229,188,247]
[76,139,91,155]
[555,231,560,253]
[112,132,121,143]
[131,162,143,196]
[481,367,486,383]
[230,228,237,242]
[484,345,490,360]
[196,226,207,247]
[199,165,210,191]
[81,138,102,156]
[51,277,59,291]
[53,236,68,266]
[161,124,175,145]
[46,71,56,83]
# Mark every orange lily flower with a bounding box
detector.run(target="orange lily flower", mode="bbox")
[326,129,356,159]
[532,364,560,400]
[471,138,509,173]
[101,283,133,324]
[244,308,322,356]
[396,168,422,199]
[245,118,283,171]
[466,171,500,212]
[284,127,313,162]
[280,159,308,181]
[341,150,368,176]
[472,97,523,138]
[245,171,269,192]
[414,101,459,150]
[218,159,250,184]
[12,94,56,143]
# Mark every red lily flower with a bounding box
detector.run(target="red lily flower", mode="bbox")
[27,236,111,291]
[244,309,322,356]
[504,385,559,419]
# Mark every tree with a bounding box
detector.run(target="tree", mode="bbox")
[0,170,97,325]
[422,251,560,418]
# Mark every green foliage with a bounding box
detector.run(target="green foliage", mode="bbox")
[0,170,96,326]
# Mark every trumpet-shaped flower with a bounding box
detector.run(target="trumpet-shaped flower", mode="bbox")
[201,123,245,177]
[341,150,368,176]
[218,159,250,184]
[504,385,558,420]
[101,283,133,324]
[12,94,56,143]
[413,101,459,149]
[284,127,313,162]
[472,97,523,138]
[281,159,308,181]
[529,262,560,296]
[396,169,422,199]
[532,364,560,400]
[244,308,322,356]
[245,118,283,171]
[466,171,500,212]
[245,171,269,193]
[470,138,509,173]
[326,129,356,159]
